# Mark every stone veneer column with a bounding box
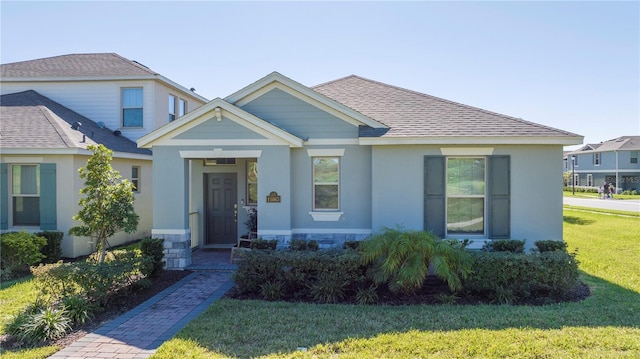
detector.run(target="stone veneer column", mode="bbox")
[152,230,192,270]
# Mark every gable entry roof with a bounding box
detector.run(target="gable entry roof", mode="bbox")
[0,90,150,157]
[313,75,583,145]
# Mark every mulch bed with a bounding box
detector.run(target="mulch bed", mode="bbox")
[224,276,591,306]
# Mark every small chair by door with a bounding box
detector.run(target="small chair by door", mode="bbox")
[230,231,257,263]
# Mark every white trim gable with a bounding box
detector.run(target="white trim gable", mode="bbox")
[137,98,303,148]
[225,72,387,130]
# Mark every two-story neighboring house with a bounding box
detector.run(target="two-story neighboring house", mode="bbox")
[0,53,208,257]
[564,136,640,193]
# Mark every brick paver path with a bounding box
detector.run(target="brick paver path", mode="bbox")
[49,271,234,359]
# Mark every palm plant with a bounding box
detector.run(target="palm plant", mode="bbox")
[359,227,472,293]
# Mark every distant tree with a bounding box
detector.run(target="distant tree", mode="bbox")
[69,144,139,263]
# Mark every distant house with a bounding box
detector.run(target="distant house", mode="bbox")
[564,136,640,192]
[0,54,207,257]
[137,72,582,269]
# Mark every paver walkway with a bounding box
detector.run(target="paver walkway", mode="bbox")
[49,270,234,359]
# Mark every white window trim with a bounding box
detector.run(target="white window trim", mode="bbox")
[587,174,593,187]
[169,94,176,122]
[311,157,340,213]
[594,153,600,166]
[308,212,344,222]
[10,164,41,228]
[132,166,141,193]
[121,87,144,128]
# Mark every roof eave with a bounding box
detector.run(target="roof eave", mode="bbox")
[0,147,152,160]
[359,135,584,146]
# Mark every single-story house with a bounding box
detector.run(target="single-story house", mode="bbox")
[137,72,583,269]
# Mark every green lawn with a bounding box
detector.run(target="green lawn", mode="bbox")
[154,209,640,358]
[2,209,639,358]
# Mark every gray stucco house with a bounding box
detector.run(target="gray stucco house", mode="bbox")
[564,136,640,192]
[137,72,583,269]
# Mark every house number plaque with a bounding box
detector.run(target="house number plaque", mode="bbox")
[266,191,281,203]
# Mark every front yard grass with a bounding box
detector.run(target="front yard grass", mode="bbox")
[154,208,640,358]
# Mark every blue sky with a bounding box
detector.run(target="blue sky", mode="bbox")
[2,1,638,149]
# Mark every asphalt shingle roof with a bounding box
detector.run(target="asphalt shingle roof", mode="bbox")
[577,136,640,153]
[313,75,580,138]
[0,90,151,155]
[0,53,157,78]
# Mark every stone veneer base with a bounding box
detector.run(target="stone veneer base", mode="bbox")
[154,232,192,270]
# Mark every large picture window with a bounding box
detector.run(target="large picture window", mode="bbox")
[12,164,40,226]
[122,88,143,127]
[446,158,485,235]
[313,157,339,210]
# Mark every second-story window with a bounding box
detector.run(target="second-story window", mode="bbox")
[122,88,143,127]
[631,151,638,164]
[179,99,187,117]
[594,153,601,166]
[169,95,176,122]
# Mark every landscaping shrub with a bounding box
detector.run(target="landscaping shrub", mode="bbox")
[343,240,361,250]
[534,240,568,252]
[250,238,278,250]
[36,231,63,264]
[62,294,96,325]
[140,237,164,277]
[289,238,308,251]
[0,231,46,279]
[463,250,581,302]
[32,249,144,307]
[483,239,525,253]
[359,227,472,293]
[20,307,72,344]
[307,240,319,251]
[233,249,365,301]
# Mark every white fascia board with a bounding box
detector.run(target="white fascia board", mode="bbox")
[225,72,387,129]
[155,74,209,103]
[1,75,158,82]
[359,136,584,146]
[179,149,262,159]
[0,148,151,160]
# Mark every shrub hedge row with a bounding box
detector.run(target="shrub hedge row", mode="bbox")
[233,239,581,305]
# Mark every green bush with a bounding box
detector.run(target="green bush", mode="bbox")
[307,240,319,251]
[484,239,525,253]
[140,238,164,277]
[289,238,308,251]
[20,307,71,344]
[343,240,361,250]
[534,240,568,252]
[32,249,143,307]
[0,231,47,279]
[62,294,96,325]
[233,249,365,302]
[250,238,278,250]
[360,227,472,293]
[36,231,64,264]
[463,250,581,302]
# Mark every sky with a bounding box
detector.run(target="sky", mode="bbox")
[1,1,638,150]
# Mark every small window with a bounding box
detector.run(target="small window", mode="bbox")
[12,164,40,226]
[573,155,579,166]
[179,99,187,117]
[247,160,258,205]
[204,158,236,166]
[631,151,638,164]
[313,157,339,210]
[169,95,176,122]
[587,174,593,187]
[574,174,580,186]
[594,153,600,166]
[132,166,140,193]
[122,88,143,127]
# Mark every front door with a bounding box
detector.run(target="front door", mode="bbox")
[204,173,238,246]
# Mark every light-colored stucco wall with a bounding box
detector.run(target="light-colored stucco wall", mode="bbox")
[371,144,565,248]
[1,153,152,258]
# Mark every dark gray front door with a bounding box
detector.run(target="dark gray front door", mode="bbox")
[205,173,237,246]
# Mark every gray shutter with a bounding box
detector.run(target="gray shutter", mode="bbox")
[489,156,510,238]
[424,156,445,237]
[39,163,57,230]
[0,163,7,230]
